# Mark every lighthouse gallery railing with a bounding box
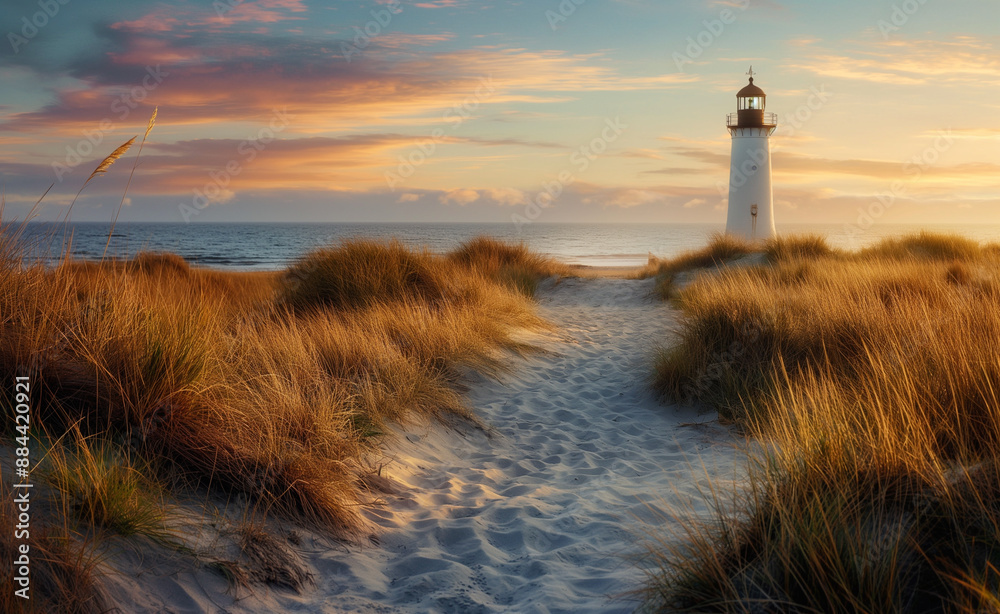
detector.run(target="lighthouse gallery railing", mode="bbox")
[727,112,778,128]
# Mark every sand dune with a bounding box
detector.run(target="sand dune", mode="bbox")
[315,277,741,613]
[105,276,742,613]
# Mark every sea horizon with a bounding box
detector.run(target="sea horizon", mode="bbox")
[11,221,1000,271]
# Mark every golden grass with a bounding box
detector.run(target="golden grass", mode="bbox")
[3,124,560,604]
[636,233,757,299]
[9,130,570,606]
[763,233,835,263]
[0,475,109,614]
[105,107,157,259]
[448,236,571,296]
[639,233,757,279]
[2,234,551,554]
[282,239,452,311]
[83,138,135,187]
[43,431,174,544]
[644,232,1000,612]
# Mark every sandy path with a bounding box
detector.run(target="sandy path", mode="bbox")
[313,277,741,613]
[103,277,741,613]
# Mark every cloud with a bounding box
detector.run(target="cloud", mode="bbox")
[212,0,309,24]
[0,128,581,203]
[368,32,457,48]
[787,36,821,47]
[430,188,527,207]
[572,183,717,209]
[772,153,1000,185]
[932,128,1000,139]
[481,188,527,206]
[786,36,1000,86]
[103,1,309,38]
[643,166,719,176]
[440,188,480,205]
[651,144,1000,186]
[1,134,402,197]
[619,148,667,161]
[202,188,237,204]
[1,15,696,134]
[410,0,469,8]
[605,189,676,208]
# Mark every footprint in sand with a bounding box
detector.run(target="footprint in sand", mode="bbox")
[221,277,745,614]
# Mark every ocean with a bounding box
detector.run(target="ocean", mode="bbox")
[9,222,1000,271]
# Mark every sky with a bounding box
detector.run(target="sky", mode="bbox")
[1,0,998,225]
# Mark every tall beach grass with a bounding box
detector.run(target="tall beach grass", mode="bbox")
[644,232,1000,612]
[3,114,566,605]
[2,218,558,606]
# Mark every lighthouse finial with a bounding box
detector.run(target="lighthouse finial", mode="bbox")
[747,65,755,82]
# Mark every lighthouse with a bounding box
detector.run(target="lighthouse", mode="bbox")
[725,67,777,240]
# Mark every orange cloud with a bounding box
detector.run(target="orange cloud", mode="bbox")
[2,36,694,136]
[440,188,480,205]
[653,143,1000,185]
[787,36,1000,86]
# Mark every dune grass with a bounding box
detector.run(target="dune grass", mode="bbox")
[44,437,164,537]
[0,472,110,614]
[282,239,452,311]
[644,232,1000,612]
[637,233,757,299]
[4,236,549,532]
[639,233,757,279]
[3,119,563,605]
[447,236,570,296]
[2,222,557,605]
[762,232,834,263]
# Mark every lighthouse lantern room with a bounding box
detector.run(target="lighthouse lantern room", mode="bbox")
[725,67,777,240]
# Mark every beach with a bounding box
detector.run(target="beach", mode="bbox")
[4,0,996,607]
[8,231,1000,612]
[98,274,741,613]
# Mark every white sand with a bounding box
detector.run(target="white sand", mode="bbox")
[104,276,742,613]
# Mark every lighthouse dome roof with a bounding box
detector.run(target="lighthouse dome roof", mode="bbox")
[737,78,766,98]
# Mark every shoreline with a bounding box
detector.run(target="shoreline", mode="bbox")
[566,264,647,278]
[26,255,651,280]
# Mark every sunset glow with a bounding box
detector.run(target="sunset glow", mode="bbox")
[2,0,998,224]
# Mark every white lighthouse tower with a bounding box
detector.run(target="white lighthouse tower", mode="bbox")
[725,67,777,241]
